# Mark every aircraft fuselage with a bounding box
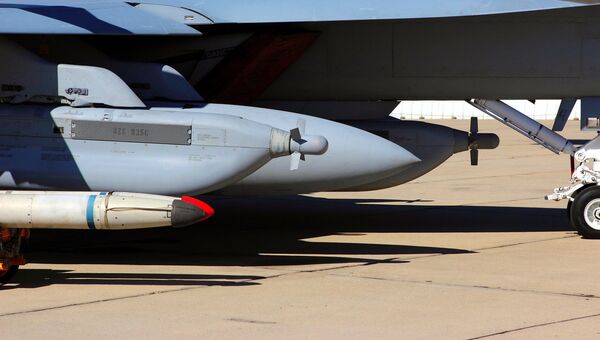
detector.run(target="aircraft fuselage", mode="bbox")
[255,6,600,101]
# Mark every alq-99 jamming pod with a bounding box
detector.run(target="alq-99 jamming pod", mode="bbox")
[0,191,215,230]
[148,103,421,195]
[0,105,328,195]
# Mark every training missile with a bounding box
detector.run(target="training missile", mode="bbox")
[0,191,214,230]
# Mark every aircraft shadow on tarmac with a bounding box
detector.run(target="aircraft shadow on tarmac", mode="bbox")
[24,196,573,270]
[3,270,263,290]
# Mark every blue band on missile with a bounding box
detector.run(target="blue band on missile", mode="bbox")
[86,195,96,230]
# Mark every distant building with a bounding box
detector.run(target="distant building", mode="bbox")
[392,100,581,121]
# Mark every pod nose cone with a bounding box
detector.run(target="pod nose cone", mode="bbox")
[292,135,329,155]
[171,196,215,227]
[364,136,421,175]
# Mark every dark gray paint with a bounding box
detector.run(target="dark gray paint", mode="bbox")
[253,6,600,101]
[71,120,192,145]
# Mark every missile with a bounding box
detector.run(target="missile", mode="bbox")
[0,191,214,230]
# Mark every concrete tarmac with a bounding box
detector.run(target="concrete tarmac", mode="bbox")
[1,120,599,339]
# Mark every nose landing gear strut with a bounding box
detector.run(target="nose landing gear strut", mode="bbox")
[467,99,600,238]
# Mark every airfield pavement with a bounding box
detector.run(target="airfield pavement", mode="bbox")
[1,120,600,339]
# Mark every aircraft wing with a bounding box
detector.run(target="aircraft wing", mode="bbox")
[0,0,595,36]
[0,0,595,34]
[136,0,598,23]
[0,0,202,35]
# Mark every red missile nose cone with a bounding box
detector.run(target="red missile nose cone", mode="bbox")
[171,196,215,228]
[182,196,215,221]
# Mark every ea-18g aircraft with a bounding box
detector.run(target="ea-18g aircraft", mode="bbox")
[1,0,600,284]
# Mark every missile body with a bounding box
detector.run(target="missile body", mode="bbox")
[0,191,214,230]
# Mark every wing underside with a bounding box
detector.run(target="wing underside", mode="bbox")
[0,1,599,35]
[134,0,600,24]
[0,1,202,35]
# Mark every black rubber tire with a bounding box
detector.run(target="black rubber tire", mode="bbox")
[567,199,573,223]
[570,186,600,239]
[0,265,19,286]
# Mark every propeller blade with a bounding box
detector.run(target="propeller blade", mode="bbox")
[290,128,302,142]
[470,116,479,135]
[297,118,306,135]
[470,148,479,166]
[290,151,302,170]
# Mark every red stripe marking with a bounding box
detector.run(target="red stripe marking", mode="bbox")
[182,196,215,222]
[197,32,319,104]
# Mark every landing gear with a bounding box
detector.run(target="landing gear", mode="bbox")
[0,228,28,286]
[546,135,600,239]
[469,98,600,239]
[556,183,600,238]
[569,186,600,239]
